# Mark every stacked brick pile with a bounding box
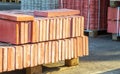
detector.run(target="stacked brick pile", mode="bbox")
[107,7,120,35]
[0,9,88,72]
[59,0,109,31]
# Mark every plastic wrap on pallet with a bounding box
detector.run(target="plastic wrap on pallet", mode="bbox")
[21,0,59,10]
[59,0,109,31]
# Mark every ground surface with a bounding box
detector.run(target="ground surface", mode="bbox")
[1,35,120,74]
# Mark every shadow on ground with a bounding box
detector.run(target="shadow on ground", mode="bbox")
[101,68,120,74]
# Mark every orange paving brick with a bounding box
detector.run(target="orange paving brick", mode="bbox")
[48,42,52,63]
[42,19,47,41]
[75,17,79,37]
[72,17,76,37]
[15,46,23,69]
[61,40,65,60]
[68,39,72,59]
[59,18,63,39]
[46,19,50,41]
[62,18,66,38]
[58,40,62,61]
[7,47,15,71]
[83,36,86,56]
[23,45,31,68]
[56,18,60,39]
[85,36,89,56]
[49,18,55,40]
[77,37,83,57]
[31,21,39,42]
[45,42,49,64]
[20,22,25,44]
[39,19,43,41]
[37,43,44,65]
[73,38,77,58]
[67,18,71,38]
[0,12,34,21]
[64,39,68,59]
[24,22,29,43]
[40,43,45,64]
[34,9,80,17]
[51,41,55,63]
[70,38,74,58]
[3,47,8,72]
[55,41,59,62]
[0,48,3,72]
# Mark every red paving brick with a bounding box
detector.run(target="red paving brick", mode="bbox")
[0,13,34,21]
[34,9,80,17]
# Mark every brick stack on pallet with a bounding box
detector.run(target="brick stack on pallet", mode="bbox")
[107,1,120,40]
[0,9,88,73]
[59,0,109,37]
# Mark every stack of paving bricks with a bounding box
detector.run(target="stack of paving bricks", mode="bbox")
[107,7,120,40]
[21,0,59,10]
[59,0,109,31]
[0,9,88,73]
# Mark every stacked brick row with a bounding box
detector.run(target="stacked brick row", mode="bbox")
[0,9,88,72]
[59,0,109,31]
[107,7,120,35]
[0,36,88,72]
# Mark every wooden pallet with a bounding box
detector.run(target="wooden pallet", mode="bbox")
[84,30,108,37]
[112,34,120,41]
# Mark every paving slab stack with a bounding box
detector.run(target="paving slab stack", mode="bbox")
[59,0,109,31]
[0,9,88,73]
[107,1,120,36]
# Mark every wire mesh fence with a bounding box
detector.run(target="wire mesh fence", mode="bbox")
[21,0,59,10]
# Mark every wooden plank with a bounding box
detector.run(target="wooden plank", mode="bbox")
[65,58,79,66]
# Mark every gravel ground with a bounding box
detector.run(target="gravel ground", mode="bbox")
[1,34,120,74]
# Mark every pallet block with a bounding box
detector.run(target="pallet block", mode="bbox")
[65,58,79,66]
[26,65,42,74]
[112,34,120,41]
